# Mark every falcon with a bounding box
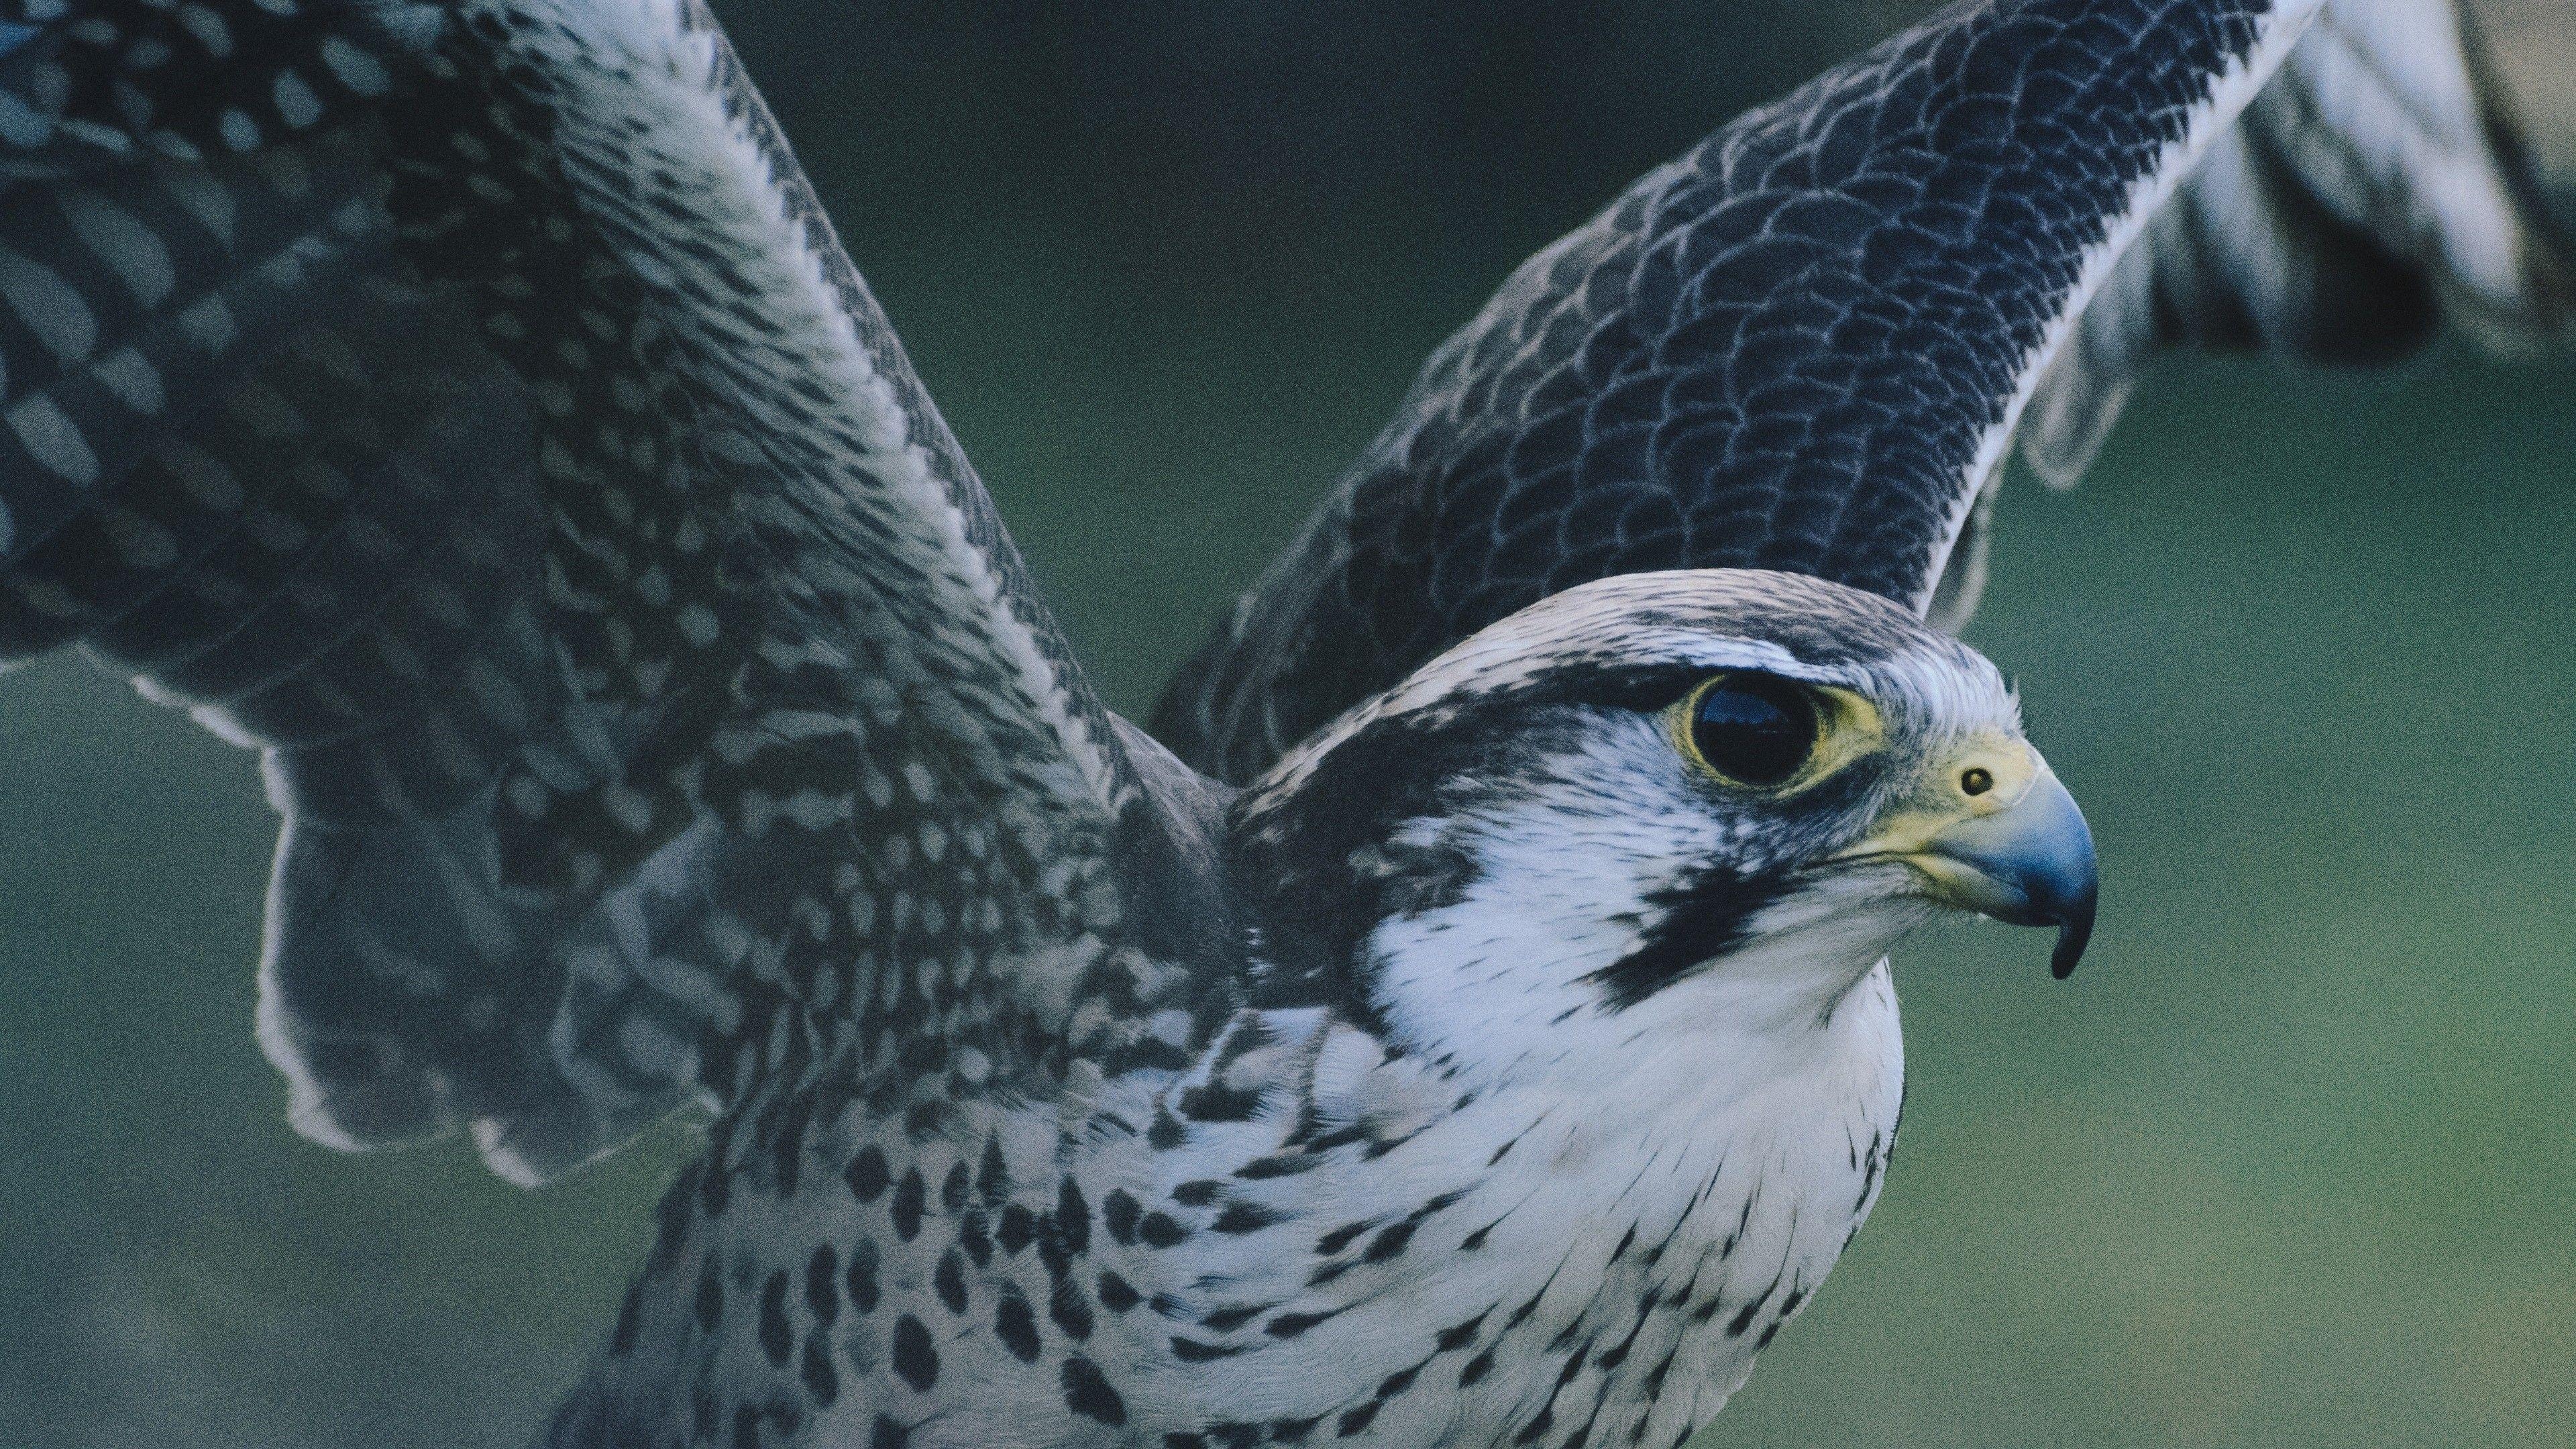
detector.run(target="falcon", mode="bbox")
[0,1,2558,1446]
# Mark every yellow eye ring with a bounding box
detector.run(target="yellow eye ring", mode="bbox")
[1668,673,1884,791]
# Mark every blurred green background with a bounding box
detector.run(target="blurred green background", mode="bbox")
[5,2,2575,1445]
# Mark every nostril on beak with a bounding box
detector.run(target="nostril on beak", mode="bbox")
[1908,766,2100,978]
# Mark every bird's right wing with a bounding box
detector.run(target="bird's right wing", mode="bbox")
[1152,0,2571,782]
[0,0,1234,1186]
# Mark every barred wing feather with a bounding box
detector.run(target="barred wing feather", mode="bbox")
[1152,0,2572,782]
[2021,0,2572,484]
[0,0,1229,1185]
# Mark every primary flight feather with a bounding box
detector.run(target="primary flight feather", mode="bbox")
[0,1,2555,1445]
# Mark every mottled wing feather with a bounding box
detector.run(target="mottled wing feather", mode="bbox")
[0,0,1229,1184]
[1153,0,2567,782]
[2017,0,2573,490]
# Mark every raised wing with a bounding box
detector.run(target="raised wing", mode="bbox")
[2020,0,2569,470]
[1152,0,2572,783]
[0,0,1233,1185]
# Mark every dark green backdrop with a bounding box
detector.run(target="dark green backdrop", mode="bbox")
[4,3,2572,1445]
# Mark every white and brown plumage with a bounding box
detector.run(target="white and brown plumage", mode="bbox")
[0,1,2559,1446]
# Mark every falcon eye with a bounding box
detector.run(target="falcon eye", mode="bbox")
[1675,673,1821,788]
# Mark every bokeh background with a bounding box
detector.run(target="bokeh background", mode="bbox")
[6,2,2576,1445]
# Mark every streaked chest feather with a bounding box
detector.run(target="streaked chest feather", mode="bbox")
[566,963,1902,1449]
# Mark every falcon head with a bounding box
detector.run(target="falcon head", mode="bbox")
[1230,568,2096,1072]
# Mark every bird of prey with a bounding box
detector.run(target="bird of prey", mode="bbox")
[0,1,2559,1448]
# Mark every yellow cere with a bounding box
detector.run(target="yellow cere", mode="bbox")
[1840,730,2041,858]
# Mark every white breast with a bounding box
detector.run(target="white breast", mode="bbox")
[1087,959,1905,1448]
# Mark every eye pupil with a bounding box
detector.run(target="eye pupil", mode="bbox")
[1688,674,1818,786]
[1961,767,1994,796]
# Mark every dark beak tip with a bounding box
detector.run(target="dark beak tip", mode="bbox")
[2047,894,2097,981]
[1911,766,2098,981]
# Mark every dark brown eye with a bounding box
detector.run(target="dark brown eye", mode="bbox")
[1682,674,1819,787]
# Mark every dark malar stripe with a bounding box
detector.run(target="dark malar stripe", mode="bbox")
[1585,867,1800,1009]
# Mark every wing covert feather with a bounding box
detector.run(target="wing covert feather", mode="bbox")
[0,0,1234,1183]
[1154,0,2567,782]
[2016,0,2572,490]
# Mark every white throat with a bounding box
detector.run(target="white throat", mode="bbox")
[1359,776,1932,1102]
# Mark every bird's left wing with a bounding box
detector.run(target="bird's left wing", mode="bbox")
[2017,0,2570,476]
[0,0,1233,1184]
[1152,0,2571,783]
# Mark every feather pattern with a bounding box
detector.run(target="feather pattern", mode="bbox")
[0,0,1232,1187]
[1152,0,2568,782]
[0,2,2489,1445]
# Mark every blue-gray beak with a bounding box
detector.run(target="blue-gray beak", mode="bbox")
[1907,766,2099,978]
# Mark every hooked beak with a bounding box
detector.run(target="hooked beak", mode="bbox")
[1908,767,2098,977]
[1844,748,2100,978]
